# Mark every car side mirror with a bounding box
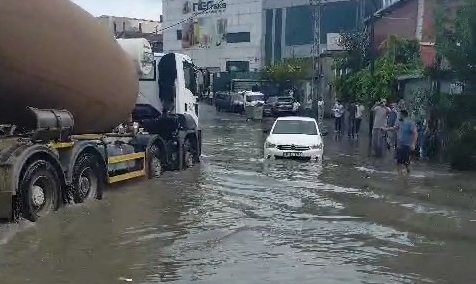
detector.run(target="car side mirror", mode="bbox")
[321,130,329,136]
[263,129,270,134]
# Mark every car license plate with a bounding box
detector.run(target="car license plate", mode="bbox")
[283,152,302,157]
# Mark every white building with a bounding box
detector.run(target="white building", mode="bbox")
[162,0,264,72]
[98,15,162,35]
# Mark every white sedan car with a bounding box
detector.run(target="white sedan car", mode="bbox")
[264,117,324,161]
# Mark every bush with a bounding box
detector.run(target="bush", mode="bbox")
[449,123,476,170]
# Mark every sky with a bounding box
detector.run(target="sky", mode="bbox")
[71,0,162,20]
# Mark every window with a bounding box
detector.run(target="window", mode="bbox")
[139,61,156,81]
[272,120,318,135]
[226,61,249,72]
[177,29,182,40]
[139,23,142,33]
[225,32,251,43]
[183,61,196,94]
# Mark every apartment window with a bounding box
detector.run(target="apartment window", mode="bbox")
[226,61,249,72]
[225,32,251,43]
[177,29,183,40]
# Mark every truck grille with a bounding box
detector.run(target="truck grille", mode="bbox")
[277,145,310,151]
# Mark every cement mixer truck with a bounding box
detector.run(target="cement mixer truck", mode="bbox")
[0,0,201,222]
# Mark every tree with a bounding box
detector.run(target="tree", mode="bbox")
[436,0,476,85]
[262,58,310,86]
[334,36,421,106]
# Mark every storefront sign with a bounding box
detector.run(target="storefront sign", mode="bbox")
[183,1,227,14]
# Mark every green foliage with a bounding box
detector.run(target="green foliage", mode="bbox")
[334,36,422,106]
[449,122,476,170]
[262,58,311,84]
[436,0,476,85]
[435,0,476,169]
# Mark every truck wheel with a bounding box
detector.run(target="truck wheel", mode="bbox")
[72,153,104,203]
[183,139,194,169]
[147,144,162,179]
[19,160,61,222]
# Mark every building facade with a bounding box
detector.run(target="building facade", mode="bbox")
[97,15,163,52]
[163,0,264,72]
[263,0,369,65]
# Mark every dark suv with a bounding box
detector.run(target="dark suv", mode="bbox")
[271,96,297,116]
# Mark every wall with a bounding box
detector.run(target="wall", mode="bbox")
[163,0,264,72]
[373,0,418,49]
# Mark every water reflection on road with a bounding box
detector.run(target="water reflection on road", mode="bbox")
[0,104,476,283]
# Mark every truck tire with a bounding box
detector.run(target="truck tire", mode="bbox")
[183,139,194,169]
[72,153,104,203]
[146,144,162,179]
[19,160,61,222]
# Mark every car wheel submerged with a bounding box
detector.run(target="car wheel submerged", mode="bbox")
[19,160,61,222]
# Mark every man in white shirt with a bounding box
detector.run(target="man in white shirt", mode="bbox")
[332,100,344,133]
[355,102,365,137]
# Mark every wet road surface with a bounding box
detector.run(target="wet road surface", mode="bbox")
[1,104,476,283]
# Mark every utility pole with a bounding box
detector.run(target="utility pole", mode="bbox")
[310,0,322,124]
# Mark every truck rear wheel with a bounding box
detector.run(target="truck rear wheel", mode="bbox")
[72,153,104,203]
[147,145,162,179]
[19,160,61,222]
[183,139,194,169]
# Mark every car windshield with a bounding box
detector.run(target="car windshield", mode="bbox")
[277,97,293,103]
[246,94,264,102]
[272,120,318,135]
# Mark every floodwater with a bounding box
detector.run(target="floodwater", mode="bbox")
[1,104,476,283]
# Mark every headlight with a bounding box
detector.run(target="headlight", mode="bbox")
[311,144,323,150]
[265,142,276,148]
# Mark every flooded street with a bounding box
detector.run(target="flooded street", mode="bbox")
[1,104,476,283]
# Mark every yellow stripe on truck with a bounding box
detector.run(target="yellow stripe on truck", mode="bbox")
[108,152,145,164]
[107,170,146,184]
[49,142,74,149]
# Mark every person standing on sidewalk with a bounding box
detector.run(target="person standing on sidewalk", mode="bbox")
[372,99,390,157]
[355,102,365,138]
[386,110,418,175]
[347,101,357,138]
[332,100,344,133]
[386,103,398,149]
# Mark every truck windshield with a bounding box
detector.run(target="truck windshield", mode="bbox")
[272,120,318,135]
[277,97,293,103]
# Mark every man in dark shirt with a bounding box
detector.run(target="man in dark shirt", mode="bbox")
[386,110,418,175]
[386,103,398,149]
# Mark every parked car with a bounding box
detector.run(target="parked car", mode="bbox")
[230,92,245,113]
[264,116,324,161]
[215,92,232,112]
[264,96,278,117]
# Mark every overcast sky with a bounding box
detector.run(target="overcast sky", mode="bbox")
[71,0,162,20]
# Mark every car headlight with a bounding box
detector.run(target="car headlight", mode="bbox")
[265,142,276,148]
[311,144,323,150]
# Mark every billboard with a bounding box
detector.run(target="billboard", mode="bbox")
[181,17,228,48]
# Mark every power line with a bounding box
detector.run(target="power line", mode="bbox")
[156,0,226,33]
